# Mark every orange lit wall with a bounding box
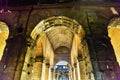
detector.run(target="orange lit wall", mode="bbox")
[0,31,9,60]
[108,27,120,65]
[0,22,9,60]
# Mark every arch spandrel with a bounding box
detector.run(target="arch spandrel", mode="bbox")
[0,21,9,60]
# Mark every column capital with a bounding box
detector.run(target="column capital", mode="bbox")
[71,67,74,71]
[46,63,50,68]
[74,63,77,68]
[77,56,83,62]
[51,68,54,72]
[44,60,50,67]
[35,56,43,62]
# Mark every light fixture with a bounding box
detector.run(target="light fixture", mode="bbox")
[0,9,12,13]
[110,7,119,15]
[0,0,12,14]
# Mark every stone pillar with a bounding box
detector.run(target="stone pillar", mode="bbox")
[74,63,79,80]
[41,62,50,80]
[69,75,71,80]
[68,67,72,80]
[41,62,45,80]
[56,74,59,80]
[56,70,59,80]
[71,67,75,80]
[69,67,74,80]
[86,37,102,80]
[31,57,43,80]
[77,62,81,80]
[45,63,50,80]
[49,67,53,80]
[52,69,55,80]
[78,58,87,80]
[54,68,60,80]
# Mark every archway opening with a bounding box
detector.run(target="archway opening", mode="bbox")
[54,60,68,69]
[0,22,9,60]
[108,18,120,65]
[59,75,68,80]
[54,46,70,63]
[54,60,69,80]
[21,16,87,80]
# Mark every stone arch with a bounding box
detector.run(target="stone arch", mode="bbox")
[20,16,87,80]
[54,46,70,64]
[31,16,84,40]
[54,60,68,65]
[0,21,9,60]
[54,60,69,72]
[108,17,120,65]
[31,16,85,64]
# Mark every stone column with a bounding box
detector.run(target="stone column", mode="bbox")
[78,58,87,80]
[53,68,56,80]
[31,57,43,80]
[56,70,59,80]
[74,63,79,80]
[71,67,75,80]
[68,67,73,80]
[41,62,45,80]
[52,70,55,80]
[77,62,81,80]
[54,68,60,80]
[49,67,53,80]
[70,67,74,80]
[45,63,50,80]
[41,62,50,80]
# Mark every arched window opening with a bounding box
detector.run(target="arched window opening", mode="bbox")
[0,22,9,60]
[108,18,120,65]
[60,75,68,80]
[54,61,70,80]
[54,61,69,72]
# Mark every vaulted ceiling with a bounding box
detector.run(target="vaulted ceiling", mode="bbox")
[47,27,73,50]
